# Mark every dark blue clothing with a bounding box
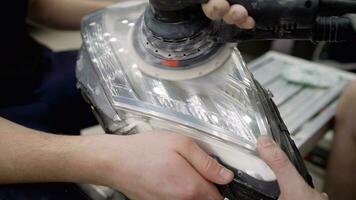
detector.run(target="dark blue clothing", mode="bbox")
[0,183,91,200]
[0,48,96,134]
[0,0,45,106]
[0,1,97,199]
[0,47,97,200]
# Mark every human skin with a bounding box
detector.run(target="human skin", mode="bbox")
[325,81,356,200]
[27,0,112,30]
[202,0,255,29]
[257,136,328,200]
[27,0,255,30]
[0,0,328,199]
[0,118,233,199]
[0,117,327,200]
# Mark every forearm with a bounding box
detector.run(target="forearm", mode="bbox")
[28,0,112,30]
[0,117,112,185]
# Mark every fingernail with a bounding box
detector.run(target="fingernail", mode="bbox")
[322,193,329,199]
[258,136,275,148]
[207,196,215,200]
[219,167,234,181]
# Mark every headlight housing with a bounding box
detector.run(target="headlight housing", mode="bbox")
[76,1,313,199]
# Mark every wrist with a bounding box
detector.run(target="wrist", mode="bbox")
[33,134,116,185]
[68,134,126,187]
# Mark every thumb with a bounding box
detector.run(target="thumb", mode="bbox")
[257,136,310,196]
[178,139,234,185]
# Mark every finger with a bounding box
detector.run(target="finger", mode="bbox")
[321,193,329,199]
[223,4,248,25]
[175,154,224,200]
[236,16,255,29]
[177,139,234,185]
[203,181,225,200]
[202,0,230,20]
[256,136,307,193]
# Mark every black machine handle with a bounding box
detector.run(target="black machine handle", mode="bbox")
[148,0,356,42]
[215,0,356,42]
[149,0,356,17]
[212,15,356,42]
[227,0,318,30]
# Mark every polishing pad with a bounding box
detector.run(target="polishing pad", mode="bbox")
[128,27,235,80]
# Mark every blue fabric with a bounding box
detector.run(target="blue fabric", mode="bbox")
[0,48,97,133]
[0,183,91,200]
[0,47,97,200]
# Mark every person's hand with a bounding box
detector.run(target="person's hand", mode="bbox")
[94,131,234,200]
[257,136,329,200]
[201,0,255,29]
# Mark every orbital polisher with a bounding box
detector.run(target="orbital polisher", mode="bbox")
[76,0,356,199]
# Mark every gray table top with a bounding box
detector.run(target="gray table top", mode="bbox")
[248,51,355,155]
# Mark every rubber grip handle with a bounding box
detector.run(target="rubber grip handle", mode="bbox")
[313,15,356,42]
[226,0,318,29]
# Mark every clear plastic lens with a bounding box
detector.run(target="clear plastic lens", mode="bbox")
[80,0,272,151]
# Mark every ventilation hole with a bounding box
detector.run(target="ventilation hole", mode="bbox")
[183,54,186,57]
[155,50,158,53]
[168,54,171,57]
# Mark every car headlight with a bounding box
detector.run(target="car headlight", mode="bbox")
[76,1,313,199]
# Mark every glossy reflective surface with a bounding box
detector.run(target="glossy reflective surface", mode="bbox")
[80,0,272,151]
